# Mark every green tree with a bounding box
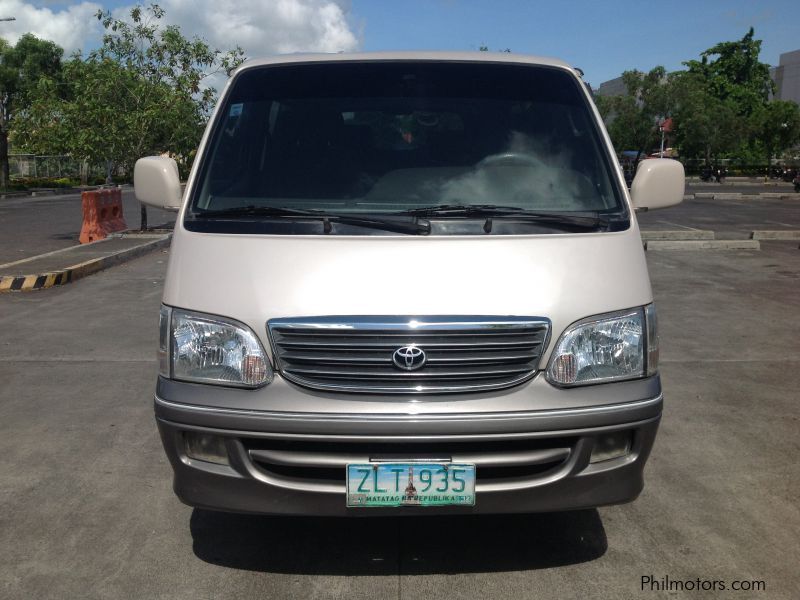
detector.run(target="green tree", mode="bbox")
[16,57,166,181]
[670,72,743,164]
[595,66,671,163]
[677,28,776,165]
[90,4,244,178]
[16,4,244,226]
[0,33,63,189]
[684,27,773,119]
[752,100,800,165]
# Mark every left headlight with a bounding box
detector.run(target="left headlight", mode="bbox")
[546,305,658,387]
[159,305,273,388]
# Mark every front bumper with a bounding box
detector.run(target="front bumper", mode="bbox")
[154,375,662,516]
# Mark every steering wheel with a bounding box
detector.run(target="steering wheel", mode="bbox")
[476,152,545,169]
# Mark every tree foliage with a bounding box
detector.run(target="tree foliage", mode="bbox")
[670,72,744,164]
[15,3,244,182]
[595,67,671,162]
[92,3,244,175]
[683,27,773,119]
[751,99,800,163]
[0,33,63,189]
[676,28,778,163]
[596,28,798,166]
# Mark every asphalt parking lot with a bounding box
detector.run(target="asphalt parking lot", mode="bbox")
[1,199,799,599]
[0,189,175,264]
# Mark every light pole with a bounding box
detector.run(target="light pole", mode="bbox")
[658,117,672,158]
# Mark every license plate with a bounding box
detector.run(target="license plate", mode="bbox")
[346,463,476,507]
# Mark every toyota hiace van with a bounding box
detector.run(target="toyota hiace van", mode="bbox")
[135,52,684,515]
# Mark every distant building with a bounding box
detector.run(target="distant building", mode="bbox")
[594,72,668,97]
[597,49,800,105]
[771,49,800,104]
[594,76,627,97]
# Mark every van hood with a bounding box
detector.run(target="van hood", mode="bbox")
[163,227,651,361]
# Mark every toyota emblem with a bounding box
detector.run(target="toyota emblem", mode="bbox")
[392,345,426,371]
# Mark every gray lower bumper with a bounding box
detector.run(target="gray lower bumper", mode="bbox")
[154,379,662,516]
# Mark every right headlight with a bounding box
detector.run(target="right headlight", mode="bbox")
[158,305,273,388]
[546,304,658,387]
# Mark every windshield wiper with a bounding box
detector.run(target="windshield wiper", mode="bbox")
[396,204,610,230]
[191,205,430,235]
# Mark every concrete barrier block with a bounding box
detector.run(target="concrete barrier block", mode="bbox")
[713,193,742,200]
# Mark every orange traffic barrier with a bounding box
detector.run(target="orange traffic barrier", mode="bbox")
[79,188,128,244]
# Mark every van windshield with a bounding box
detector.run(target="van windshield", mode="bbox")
[188,61,625,234]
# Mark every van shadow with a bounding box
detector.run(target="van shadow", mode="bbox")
[190,508,607,575]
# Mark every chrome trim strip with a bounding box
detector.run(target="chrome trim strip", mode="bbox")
[228,439,342,494]
[155,393,663,422]
[247,447,570,468]
[278,369,538,395]
[268,315,550,330]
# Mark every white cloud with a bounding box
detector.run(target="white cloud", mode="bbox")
[120,0,360,57]
[0,1,102,54]
[1,1,360,58]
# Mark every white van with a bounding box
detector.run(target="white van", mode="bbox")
[135,52,683,515]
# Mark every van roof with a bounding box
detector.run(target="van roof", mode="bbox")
[236,51,575,74]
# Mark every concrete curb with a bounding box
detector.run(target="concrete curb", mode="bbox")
[759,192,792,199]
[685,179,791,186]
[0,234,171,293]
[1,184,128,200]
[641,230,714,241]
[751,230,800,240]
[686,192,796,200]
[646,240,760,251]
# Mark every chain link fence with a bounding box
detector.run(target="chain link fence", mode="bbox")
[9,155,108,181]
[681,157,800,177]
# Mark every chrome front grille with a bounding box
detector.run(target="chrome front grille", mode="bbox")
[267,316,550,394]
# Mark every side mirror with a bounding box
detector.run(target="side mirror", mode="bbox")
[134,156,182,211]
[630,158,684,211]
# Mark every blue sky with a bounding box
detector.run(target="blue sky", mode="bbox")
[9,0,799,87]
[351,0,798,87]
